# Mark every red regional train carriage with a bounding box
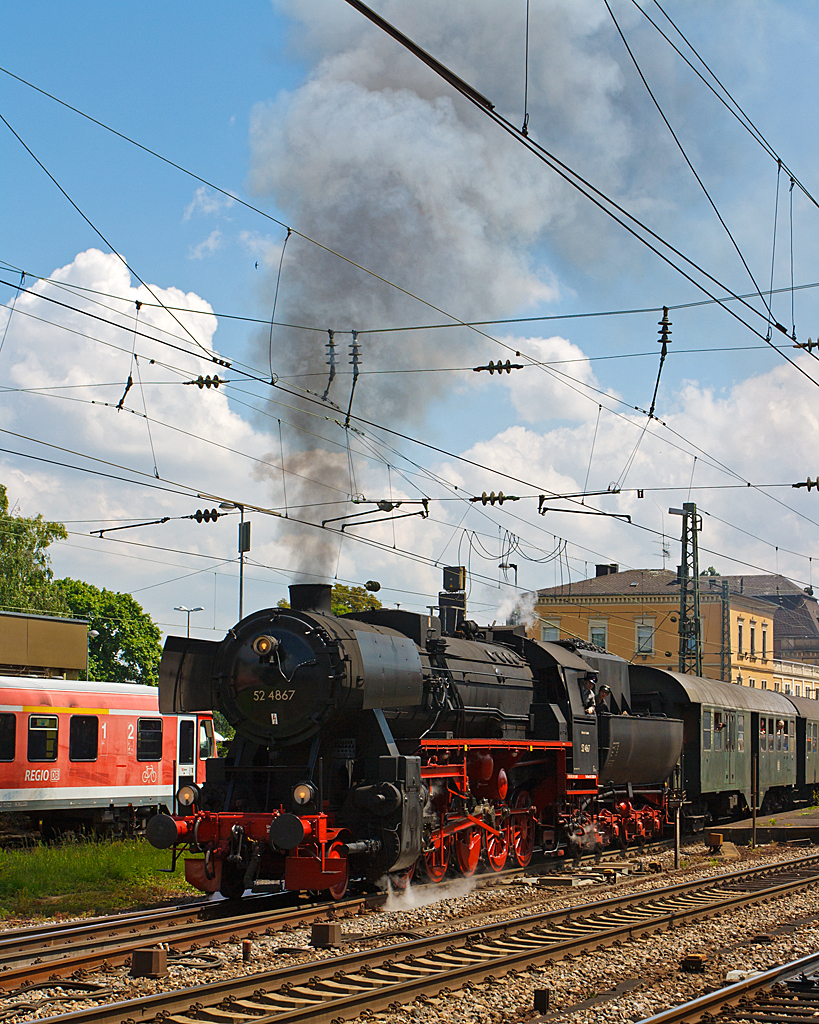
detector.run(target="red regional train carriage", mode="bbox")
[0,676,215,837]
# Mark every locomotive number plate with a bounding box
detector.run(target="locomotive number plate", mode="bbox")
[253,689,296,701]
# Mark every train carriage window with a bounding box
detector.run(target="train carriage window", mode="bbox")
[814,724,818,753]
[0,714,15,761]
[702,709,711,751]
[760,718,767,753]
[199,719,215,759]
[769,718,775,751]
[28,716,58,761]
[714,711,724,751]
[178,720,195,765]
[776,720,783,751]
[137,719,163,761]
[783,720,789,752]
[737,714,745,752]
[809,727,813,755]
[69,716,98,761]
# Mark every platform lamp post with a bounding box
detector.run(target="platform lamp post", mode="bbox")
[174,605,203,638]
[219,502,250,620]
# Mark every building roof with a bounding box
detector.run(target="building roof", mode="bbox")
[536,569,815,607]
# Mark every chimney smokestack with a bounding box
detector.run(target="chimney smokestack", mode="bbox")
[289,583,333,614]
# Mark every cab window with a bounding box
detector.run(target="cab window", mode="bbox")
[137,719,163,761]
[28,716,58,761]
[178,720,195,765]
[199,719,215,759]
[69,716,98,761]
[0,714,15,761]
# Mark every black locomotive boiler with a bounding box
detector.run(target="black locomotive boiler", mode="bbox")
[147,580,683,898]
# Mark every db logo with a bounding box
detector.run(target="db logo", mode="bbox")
[142,765,158,784]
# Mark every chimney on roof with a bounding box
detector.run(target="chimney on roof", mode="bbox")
[595,563,619,577]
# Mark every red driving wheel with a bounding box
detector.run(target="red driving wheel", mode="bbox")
[455,825,482,877]
[511,790,535,868]
[483,813,510,872]
[421,832,452,882]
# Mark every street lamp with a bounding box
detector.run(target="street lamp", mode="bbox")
[175,605,204,638]
[219,502,250,620]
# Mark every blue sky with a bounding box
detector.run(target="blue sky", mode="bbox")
[3,1,819,639]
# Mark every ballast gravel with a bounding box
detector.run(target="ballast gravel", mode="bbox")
[2,842,819,1023]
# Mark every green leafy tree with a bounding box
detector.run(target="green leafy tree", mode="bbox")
[0,484,68,614]
[700,566,720,576]
[54,578,162,686]
[331,584,382,615]
[275,584,382,616]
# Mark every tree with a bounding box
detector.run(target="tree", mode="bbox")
[0,484,68,614]
[700,566,720,577]
[54,578,162,686]
[275,584,383,616]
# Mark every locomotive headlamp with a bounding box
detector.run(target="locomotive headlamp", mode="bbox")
[252,634,278,657]
[292,781,317,806]
[177,782,200,808]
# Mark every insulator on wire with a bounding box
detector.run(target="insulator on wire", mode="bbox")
[192,508,221,523]
[470,491,519,506]
[658,308,672,346]
[188,375,221,389]
[473,359,524,374]
[793,478,819,491]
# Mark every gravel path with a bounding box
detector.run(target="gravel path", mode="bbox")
[1,841,816,1023]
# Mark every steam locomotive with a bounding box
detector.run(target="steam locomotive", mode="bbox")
[147,574,684,898]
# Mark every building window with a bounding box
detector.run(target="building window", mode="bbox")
[28,715,58,762]
[806,687,813,699]
[750,624,756,656]
[762,680,767,689]
[785,684,792,695]
[69,716,98,762]
[762,626,768,658]
[137,719,163,761]
[796,685,802,697]
[775,681,781,692]
[589,620,607,649]
[540,619,560,642]
[737,621,744,654]
[749,678,756,688]
[635,620,655,655]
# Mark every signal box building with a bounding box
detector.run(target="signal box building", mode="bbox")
[531,567,819,698]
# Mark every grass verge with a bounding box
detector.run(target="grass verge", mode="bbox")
[0,837,198,920]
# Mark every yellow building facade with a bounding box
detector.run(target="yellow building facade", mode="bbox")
[532,568,797,693]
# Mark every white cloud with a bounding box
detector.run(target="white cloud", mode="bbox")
[188,230,223,260]
[183,186,235,221]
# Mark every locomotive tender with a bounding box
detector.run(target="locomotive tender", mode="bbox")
[147,580,683,898]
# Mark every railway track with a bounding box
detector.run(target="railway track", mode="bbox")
[0,844,653,989]
[636,949,819,1024]
[15,853,819,1024]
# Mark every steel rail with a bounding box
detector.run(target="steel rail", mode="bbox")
[636,949,819,1023]
[24,855,819,1024]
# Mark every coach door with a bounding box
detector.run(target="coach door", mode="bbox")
[177,717,196,790]
[727,712,736,786]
